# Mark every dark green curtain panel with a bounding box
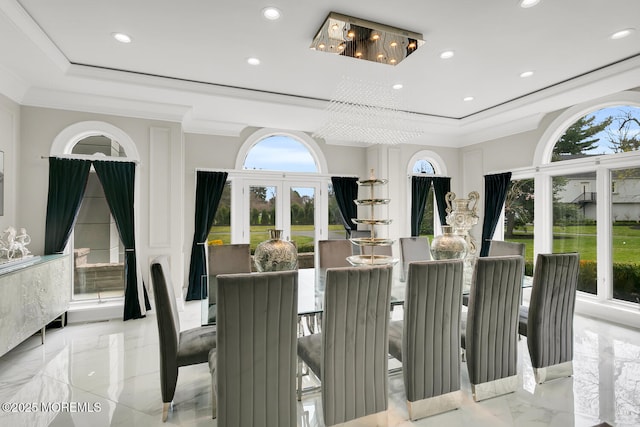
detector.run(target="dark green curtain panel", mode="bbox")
[44,158,91,255]
[480,172,513,257]
[432,177,451,226]
[186,171,229,301]
[93,160,150,321]
[410,176,433,236]
[330,176,359,236]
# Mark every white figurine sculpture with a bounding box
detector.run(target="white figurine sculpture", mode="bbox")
[0,226,31,260]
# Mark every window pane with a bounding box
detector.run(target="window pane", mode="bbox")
[412,159,436,240]
[611,168,640,305]
[71,135,127,157]
[208,181,231,245]
[504,178,535,273]
[419,185,434,239]
[73,172,124,301]
[243,135,317,172]
[328,183,347,239]
[553,172,597,295]
[249,186,276,253]
[412,160,435,174]
[290,187,315,254]
[552,106,640,162]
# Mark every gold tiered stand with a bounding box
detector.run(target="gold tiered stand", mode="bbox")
[347,171,399,266]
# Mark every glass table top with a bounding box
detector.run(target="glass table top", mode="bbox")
[201,267,532,326]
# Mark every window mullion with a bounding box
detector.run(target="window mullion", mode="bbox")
[596,166,612,301]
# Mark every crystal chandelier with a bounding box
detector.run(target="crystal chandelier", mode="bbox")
[313,77,424,145]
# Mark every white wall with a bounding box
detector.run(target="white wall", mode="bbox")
[0,94,19,232]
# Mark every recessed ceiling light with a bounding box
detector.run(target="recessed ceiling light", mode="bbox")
[463,96,474,102]
[520,70,534,78]
[440,50,455,59]
[112,32,132,43]
[392,83,403,90]
[610,28,635,40]
[247,57,261,65]
[519,0,541,8]
[262,7,281,20]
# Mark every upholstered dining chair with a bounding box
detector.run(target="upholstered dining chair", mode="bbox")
[209,270,298,425]
[487,240,526,258]
[461,255,524,401]
[297,265,393,426]
[519,252,580,384]
[462,239,526,306]
[388,259,464,420]
[318,239,352,268]
[150,256,217,422]
[206,243,251,323]
[398,236,431,282]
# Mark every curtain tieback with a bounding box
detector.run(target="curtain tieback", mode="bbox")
[197,241,207,245]
[125,248,135,252]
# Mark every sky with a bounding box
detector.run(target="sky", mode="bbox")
[243,135,317,172]
[587,105,640,155]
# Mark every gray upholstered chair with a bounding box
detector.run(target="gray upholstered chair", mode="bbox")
[318,239,352,268]
[206,243,251,323]
[297,265,393,426]
[398,236,431,282]
[209,270,298,425]
[519,253,580,384]
[150,256,217,422]
[462,239,526,306]
[487,240,526,257]
[461,255,524,401]
[388,259,464,420]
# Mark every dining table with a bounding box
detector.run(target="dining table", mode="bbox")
[201,266,532,326]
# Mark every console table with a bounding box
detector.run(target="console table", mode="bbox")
[0,254,70,358]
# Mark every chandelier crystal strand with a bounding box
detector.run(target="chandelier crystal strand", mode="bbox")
[314,77,423,145]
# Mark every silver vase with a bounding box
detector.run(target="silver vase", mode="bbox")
[445,191,480,256]
[254,229,298,272]
[430,226,468,260]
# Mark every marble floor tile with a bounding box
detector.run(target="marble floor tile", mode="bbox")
[0,301,638,426]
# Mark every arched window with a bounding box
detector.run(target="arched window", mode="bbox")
[530,93,640,317]
[243,135,318,172]
[50,121,140,303]
[71,135,127,157]
[412,159,435,174]
[214,129,329,257]
[551,105,640,162]
[407,151,448,238]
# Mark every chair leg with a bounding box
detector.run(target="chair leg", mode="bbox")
[162,402,171,422]
[297,357,303,401]
[211,372,217,419]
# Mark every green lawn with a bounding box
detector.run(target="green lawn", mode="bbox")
[510,224,640,263]
[208,224,345,253]
[209,223,640,262]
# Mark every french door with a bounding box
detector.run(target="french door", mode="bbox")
[230,174,327,254]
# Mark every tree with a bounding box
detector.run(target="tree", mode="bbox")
[504,179,534,237]
[250,186,267,202]
[553,115,612,160]
[607,110,640,153]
